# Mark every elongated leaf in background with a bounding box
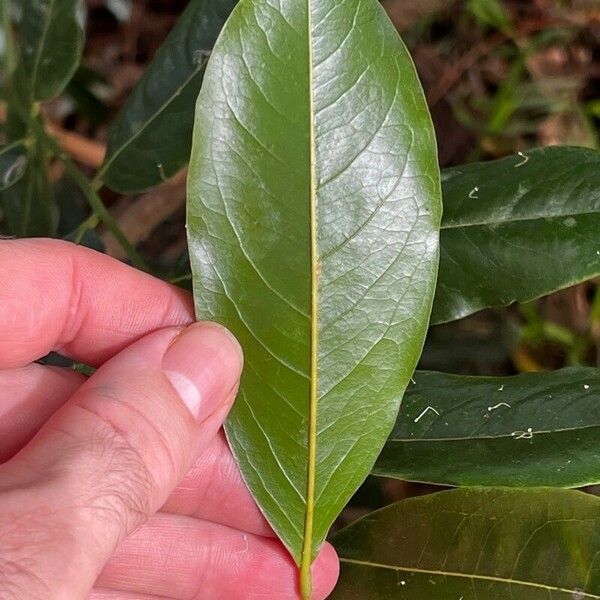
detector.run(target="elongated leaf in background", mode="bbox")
[21,0,85,101]
[98,0,238,193]
[187,0,441,590]
[0,141,28,191]
[432,146,600,324]
[374,368,600,487]
[332,487,600,599]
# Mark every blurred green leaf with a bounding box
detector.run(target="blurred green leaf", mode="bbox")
[487,58,524,133]
[65,65,110,125]
[98,0,238,193]
[0,145,57,236]
[433,146,600,324]
[21,0,85,102]
[374,368,600,487]
[0,140,28,191]
[467,0,511,31]
[587,100,600,119]
[332,488,600,599]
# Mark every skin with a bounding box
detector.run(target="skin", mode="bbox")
[0,238,339,600]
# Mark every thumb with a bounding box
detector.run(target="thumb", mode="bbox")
[0,322,243,599]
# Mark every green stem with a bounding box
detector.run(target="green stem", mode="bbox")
[90,173,104,192]
[32,120,146,269]
[59,156,148,270]
[519,301,583,355]
[65,213,100,244]
[19,167,34,236]
[539,321,577,349]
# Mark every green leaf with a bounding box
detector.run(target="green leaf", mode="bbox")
[433,146,600,324]
[98,0,238,193]
[332,487,600,599]
[0,146,57,236]
[468,0,511,31]
[374,368,600,487]
[0,141,28,191]
[21,0,85,102]
[187,0,441,592]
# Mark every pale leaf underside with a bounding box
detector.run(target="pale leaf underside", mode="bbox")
[187,0,441,581]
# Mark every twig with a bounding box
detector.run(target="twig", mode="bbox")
[427,18,561,108]
[65,213,100,244]
[0,103,106,169]
[427,32,506,107]
[46,123,105,168]
[35,129,143,267]
[100,169,187,259]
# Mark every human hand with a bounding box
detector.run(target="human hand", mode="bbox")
[0,239,339,599]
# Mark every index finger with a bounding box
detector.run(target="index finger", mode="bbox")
[0,238,195,368]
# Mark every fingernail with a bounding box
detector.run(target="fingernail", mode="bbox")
[162,322,243,420]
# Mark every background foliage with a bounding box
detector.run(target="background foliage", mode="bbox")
[2,0,599,523]
[1,0,599,596]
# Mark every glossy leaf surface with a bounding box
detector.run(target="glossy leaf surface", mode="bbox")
[332,487,600,599]
[374,368,600,487]
[187,0,441,576]
[21,0,85,101]
[99,0,238,193]
[0,141,28,191]
[433,146,600,324]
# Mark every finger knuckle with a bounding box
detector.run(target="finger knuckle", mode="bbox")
[83,419,156,530]
[48,391,163,535]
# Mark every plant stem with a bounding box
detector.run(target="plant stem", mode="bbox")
[32,118,146,268]
[59,156,148,270]
[519,302,576,347]
[65,213,100,244]
[91,173,104,192]
[19,166,34,236]
[539,321,577,349]
[518,301,592,366]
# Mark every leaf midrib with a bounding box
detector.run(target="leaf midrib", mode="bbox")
[299,0,318,590]
[30,0,58,96]
[442,207,600,230]
[388,421,600,443]
[339,558,600,598]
